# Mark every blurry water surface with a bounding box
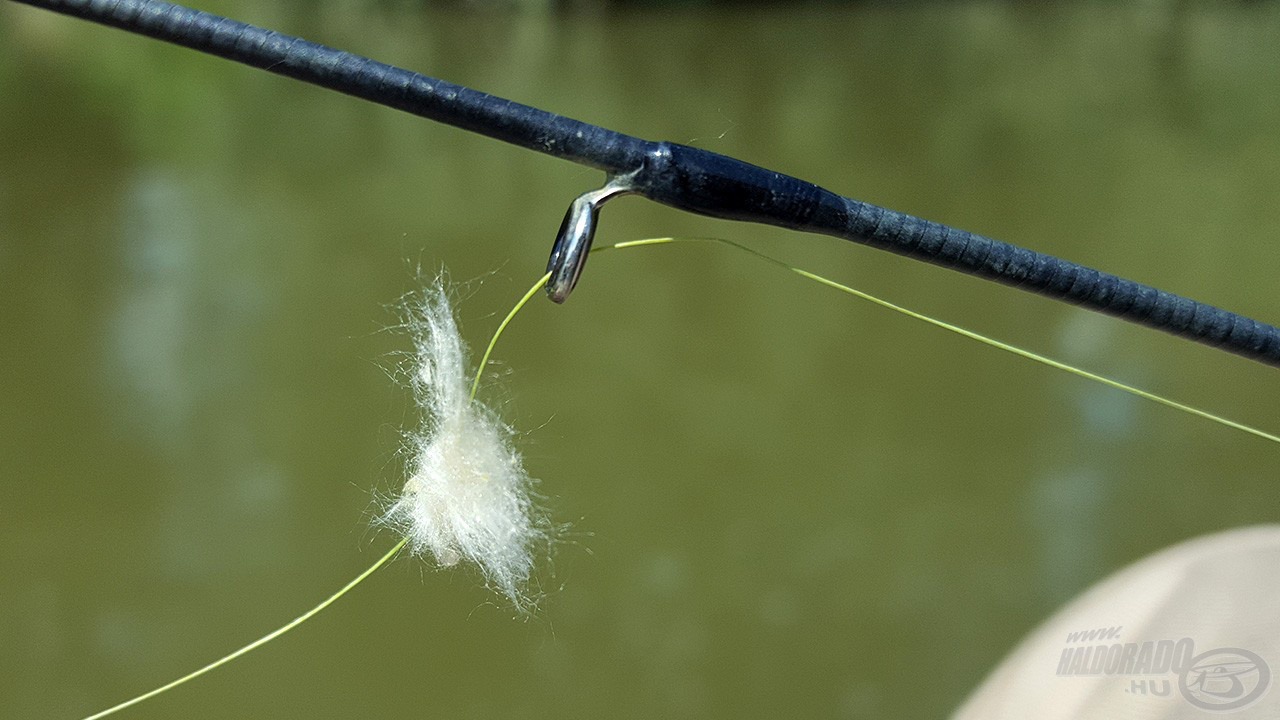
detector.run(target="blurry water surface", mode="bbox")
[2,2,1279,718]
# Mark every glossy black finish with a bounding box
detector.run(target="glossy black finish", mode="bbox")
[635,143,1280,364]
[13,0,1280,366]
[13,0,654,172]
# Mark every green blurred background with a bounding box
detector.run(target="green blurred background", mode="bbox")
[2,1,1279,718]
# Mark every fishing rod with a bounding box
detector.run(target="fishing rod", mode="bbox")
[11,0,1280,367]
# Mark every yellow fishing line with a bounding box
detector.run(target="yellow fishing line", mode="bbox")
[382,283,548,608]
[82,539,406,720]
[83,235,1277,719]
[599,237,1279,446]
[471,271,552,402]
[83,287,522,720]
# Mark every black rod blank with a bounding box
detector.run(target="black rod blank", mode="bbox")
[11,0,1280,367]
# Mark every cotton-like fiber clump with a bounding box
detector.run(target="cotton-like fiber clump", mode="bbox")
[382,283,546,608]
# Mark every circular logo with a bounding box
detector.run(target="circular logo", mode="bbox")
[1179,647,1271,712]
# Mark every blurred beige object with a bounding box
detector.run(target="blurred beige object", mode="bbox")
[954,526,1280,718]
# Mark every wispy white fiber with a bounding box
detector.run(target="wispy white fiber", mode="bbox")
[382,281,546,608]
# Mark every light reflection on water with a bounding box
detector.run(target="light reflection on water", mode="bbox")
[1,2,1279,718]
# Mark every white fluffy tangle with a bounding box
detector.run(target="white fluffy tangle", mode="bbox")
[381,282,546,608]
